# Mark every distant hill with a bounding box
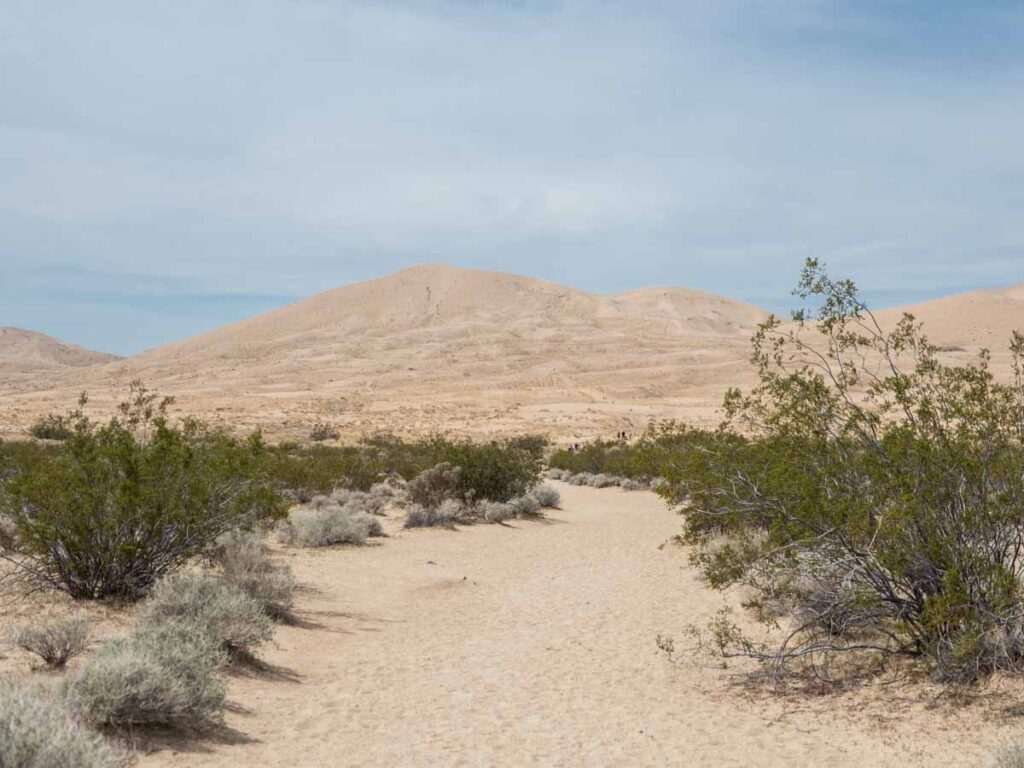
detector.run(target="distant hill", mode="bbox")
[4,267,1017,441]
[875,283,1024,351]
[0,265,768,439]
[0,327,120,368]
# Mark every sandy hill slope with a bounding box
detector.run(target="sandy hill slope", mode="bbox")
[875,283,1024,351]
[0,265,768,439]
[4,268,1016,441]
[0,327,119,368]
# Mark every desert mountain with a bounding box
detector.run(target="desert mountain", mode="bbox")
[0,327,119,368]
[0,265,768,439]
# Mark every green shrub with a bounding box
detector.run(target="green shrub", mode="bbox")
[138,572,273,656]
[0,678,123,767]
[65,621,226,729]
[261,434,542,504]
[211,531,294,621]
[27,414,75,442]
[668,259,1024,683]
[9,616,90,670]
[0,383,284,600]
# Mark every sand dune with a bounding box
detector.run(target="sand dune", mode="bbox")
[0,327,118,368]
[875,283,1024,358]
[126,483,1016,768]
[1,269,1021,441]
[0,265,768,440]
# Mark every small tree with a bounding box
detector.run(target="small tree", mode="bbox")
[672,260,1024,683]
[0,383,284,601]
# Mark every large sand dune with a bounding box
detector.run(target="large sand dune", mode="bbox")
[128,483,1016,767]
[1,268,1021,440]
[0,265,769,440]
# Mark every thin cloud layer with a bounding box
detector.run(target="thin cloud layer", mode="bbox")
[2,1,1022,353]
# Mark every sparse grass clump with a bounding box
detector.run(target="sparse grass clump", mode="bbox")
[404,503,458,529]
[9,615,90,670]
[278,501,382,547]
[993,743,1024,768]
[531,485,561,509]
[481,501,515,523]
[138,572,273,657]
[212,530,294,621]
[65,621,226,729]
[0,678,123,767]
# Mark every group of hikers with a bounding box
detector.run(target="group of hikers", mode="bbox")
[564,430,634,453]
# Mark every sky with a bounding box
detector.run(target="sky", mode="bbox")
[2,1,1022,355]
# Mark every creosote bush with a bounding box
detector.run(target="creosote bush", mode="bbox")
[9,615,90,670]
[65,621,226,730]
[212,530,294,621]
[664,259,1024,684]
[27,414,75,442]
[138,572,273,656]
[0,678,123,767]
[0,383,284,601]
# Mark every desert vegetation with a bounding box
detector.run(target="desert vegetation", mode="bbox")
[560,260,1024,690]
[0,383,284,600]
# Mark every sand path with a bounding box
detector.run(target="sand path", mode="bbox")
[141,483,1017,767]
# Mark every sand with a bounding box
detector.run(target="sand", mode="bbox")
[120,482,1020,768]
[3,266,1022,443]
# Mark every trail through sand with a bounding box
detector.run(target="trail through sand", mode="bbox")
[141,483,1018,767]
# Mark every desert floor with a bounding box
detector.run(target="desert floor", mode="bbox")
[84,482,1014,767]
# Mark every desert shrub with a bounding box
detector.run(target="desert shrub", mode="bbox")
[407,463,463,507]
[481,501,515,523]
[309,422,340,442]
[279,503,381,547]
[0,678,123,767]
[544,467,567,480]
[508,494,542,517]
[65,621,226,729]
[261,434,542,504]
[138,572,273,656]
[669,259,1024,683]
[404,503,458,529]
[429,439,542,502]
[211,531,294,621]
[27,414,75,442]
[0,383,284,600]
[994,743,1024,768]
[9,616,90,670]
[532,485,561,509]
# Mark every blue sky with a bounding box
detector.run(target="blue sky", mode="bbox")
[2,1,1022,355]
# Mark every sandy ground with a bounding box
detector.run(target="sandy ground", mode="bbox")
[102,482,1021,768]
